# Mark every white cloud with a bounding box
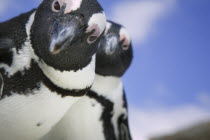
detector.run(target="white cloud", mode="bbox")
[110,0,176,45]
[129,105,210,140]
[0,0,10,15]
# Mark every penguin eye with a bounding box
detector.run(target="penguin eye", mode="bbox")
[87,36,98,44]
[120,29,131,51]
[120,39,129,50]
[122,45,129,50]
[52,1,61,12]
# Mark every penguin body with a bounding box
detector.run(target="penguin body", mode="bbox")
[0,0,106,139]
[41,21,133,140]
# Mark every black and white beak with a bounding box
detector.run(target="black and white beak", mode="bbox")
[103,33,119,55]
[49,16,84,54]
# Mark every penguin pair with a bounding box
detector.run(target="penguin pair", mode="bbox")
[41,21,133,140]
[0,0,106,140]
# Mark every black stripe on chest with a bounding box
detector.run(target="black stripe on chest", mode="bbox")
[87,90,133,140]
[87,90,117,140]
[118,91,132,140]
[117,114,132,140]
[0,61,89,99]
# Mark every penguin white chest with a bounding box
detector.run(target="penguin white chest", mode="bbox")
[63,97,105,140]
[41,96,105,140]
[0,84,79,140]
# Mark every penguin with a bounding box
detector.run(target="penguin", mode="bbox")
[0,0,106,140]
[41,21,133,140]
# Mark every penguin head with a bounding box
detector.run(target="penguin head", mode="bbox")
[96,21,133,77]
[31,0,106,71]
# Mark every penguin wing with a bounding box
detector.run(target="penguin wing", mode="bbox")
[119,121,132,140]
[0,38,14,55]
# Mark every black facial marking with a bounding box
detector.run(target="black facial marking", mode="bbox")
[96,21,133,77]
[30,0,104,71]
[87,91,117,140]
[0,60,89,100]
[71,0,104,22]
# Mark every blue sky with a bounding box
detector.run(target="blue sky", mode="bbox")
[121,0,210,108]
[1,0,210,139]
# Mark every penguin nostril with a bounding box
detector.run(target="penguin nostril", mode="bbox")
[60,30,67,37]
[87,36,97,44]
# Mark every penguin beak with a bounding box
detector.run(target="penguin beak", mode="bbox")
[50,17,84,55]
[102,33,119,55]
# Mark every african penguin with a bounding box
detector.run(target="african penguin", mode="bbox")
[41,21,133,140]
[0,0,106,140]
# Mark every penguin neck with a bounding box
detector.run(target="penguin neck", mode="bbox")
[91,74,123,97]
[26,12,96,92]
[38,55,96,91]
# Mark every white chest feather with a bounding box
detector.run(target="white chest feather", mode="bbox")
[0,84,79,140]
[41,75,127,140]
[39,55,96,91]
[41,96,105,140]
[92,75,127,139]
